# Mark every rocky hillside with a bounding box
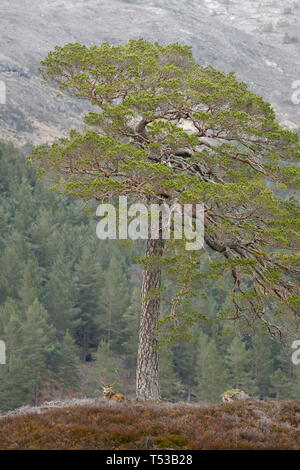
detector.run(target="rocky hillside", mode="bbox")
[0,0,299,146]
[0,398,299,449]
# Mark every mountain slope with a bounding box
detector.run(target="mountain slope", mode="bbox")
[0,0,299,145]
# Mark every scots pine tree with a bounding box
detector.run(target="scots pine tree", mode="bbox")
[30,39,300,400]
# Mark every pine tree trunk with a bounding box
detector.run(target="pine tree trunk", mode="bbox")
[136,236,164,400]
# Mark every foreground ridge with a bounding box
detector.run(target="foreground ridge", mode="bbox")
[0,399,299,450]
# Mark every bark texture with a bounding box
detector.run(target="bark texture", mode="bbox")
[136,236,164,400]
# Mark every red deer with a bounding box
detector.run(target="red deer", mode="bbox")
[100,378,125,402]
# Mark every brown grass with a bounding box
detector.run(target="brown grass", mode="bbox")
[0,399,299,450]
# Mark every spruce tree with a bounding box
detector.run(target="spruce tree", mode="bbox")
[226,336,256,394]
[19,257,41,313]
[30,208,59,269]
[96,339,120,386]
[173,338,198,401]
[0,307,29,411]
[75,246,102,360]
[101,256,130,352]
[1,245,22,299]
[270,368,293,400]
[159,345,182,401]
[121,285,141,375]
[196,332,228,402]
[21,299,54,406]
[14,177,35,234]
[45,257,78,338]
[83,339,121,398]
[250,335,274,399]
[58,330,80,399]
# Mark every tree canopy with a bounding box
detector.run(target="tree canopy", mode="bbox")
[30,39,300,340]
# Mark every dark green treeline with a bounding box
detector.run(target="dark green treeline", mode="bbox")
[0,141,298,412]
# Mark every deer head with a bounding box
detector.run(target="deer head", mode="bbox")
[100,376,125,401]
[100,377,115,397]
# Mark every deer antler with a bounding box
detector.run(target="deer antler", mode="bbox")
[100,375,116,388]
[100,376,108,387]
[100,370,120,388]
